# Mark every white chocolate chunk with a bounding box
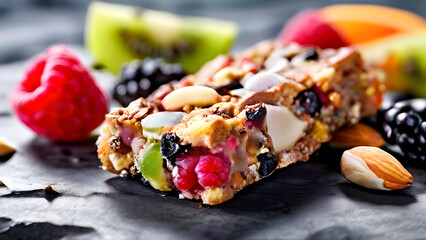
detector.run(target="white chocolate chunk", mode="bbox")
[142,112,186,129]
[142,112,186,140]
[243,72,288,92]
[265,104,307,152]
[229,88,253,98]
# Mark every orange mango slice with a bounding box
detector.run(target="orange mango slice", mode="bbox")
[321,4,426,44]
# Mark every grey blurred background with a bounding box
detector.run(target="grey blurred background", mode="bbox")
[1,0,426,65]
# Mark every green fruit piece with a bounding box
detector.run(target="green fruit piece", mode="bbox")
[359,29,426,98]
[85,2,238,74]
[136,143,172,191]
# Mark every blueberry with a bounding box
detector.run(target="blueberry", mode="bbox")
[246,104,266,120]
[294,90,321,117]
[245,104,267,129]
[303,49,319,61]
[257,153,277,178]
[217,81,244,95]
[160,133,182,165]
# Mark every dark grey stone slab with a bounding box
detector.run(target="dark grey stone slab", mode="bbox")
[1,57,425,239]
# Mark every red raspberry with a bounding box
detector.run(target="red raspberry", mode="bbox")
[173,155,200,192]
[9,45,108,142]
[195,154,231,189]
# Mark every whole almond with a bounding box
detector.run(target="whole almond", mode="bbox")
[341,146,413,190]
[331,123,386,148]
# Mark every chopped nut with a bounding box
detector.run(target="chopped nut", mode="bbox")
[328,92,342,108]
[341,146,413,190]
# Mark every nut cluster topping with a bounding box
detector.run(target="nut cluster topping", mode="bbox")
[341,146,413,190]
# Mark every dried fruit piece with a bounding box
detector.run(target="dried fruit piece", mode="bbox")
[257,153,277,178]
[294,89,322,117]
[137,143,172,191]
[244,104,267,129]
[331,123,386,147]
[341,146,413,190]
[160,133,182,165]
[9,45,109,142]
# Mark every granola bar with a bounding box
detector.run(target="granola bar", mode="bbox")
[97,41,384,205]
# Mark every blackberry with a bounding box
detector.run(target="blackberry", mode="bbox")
[382,99,426,163]
[113,58,186,106]
[294,90,321,117]
[369,91,414,133]
[257,153,278,178]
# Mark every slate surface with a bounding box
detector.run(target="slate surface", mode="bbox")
[0,1,426,240]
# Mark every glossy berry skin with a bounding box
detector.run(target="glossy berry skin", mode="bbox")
[382,99,426,163]
[302,49,319,61]
[195,155,231,189]
[172,149,231,194]
[278,10,347,49]
[257,153,278,178]
[245,104,267,129]
[113,58,186,106]
[294,89,322,117]
[173,155,200,192]
[9,45,108,142]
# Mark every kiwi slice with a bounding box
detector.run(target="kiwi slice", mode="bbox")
[85,2,238,74]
